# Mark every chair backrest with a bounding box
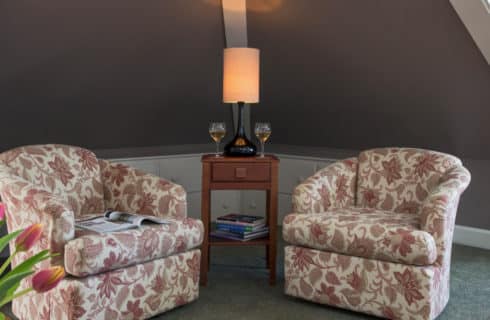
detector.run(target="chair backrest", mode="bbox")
[0,144,105,218]
[356,147,462,214]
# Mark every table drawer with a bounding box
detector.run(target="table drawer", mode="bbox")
[212,163,270,182]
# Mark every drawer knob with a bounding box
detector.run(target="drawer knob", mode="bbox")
[235,168,247,178]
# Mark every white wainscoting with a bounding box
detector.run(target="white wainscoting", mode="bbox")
[453,225,490,250]
[110,154,241,221]
[109,153,489,250]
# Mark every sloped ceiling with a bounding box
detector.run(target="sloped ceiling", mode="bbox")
[248,0,490,159]
[450,0,490,64]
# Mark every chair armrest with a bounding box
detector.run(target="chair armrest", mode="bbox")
[100,159,187,219]
[0,169,75,267]
[292,157,358,214]
[420,165,471,265]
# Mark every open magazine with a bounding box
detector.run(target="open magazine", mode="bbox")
[75,211,170,233]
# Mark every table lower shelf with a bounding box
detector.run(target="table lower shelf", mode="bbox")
[208,236,270,246]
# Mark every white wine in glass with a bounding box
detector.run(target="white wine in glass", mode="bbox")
[254,122,271,158]
[209,122,226,157]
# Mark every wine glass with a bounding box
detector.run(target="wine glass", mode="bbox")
[254,122,271,158]
[209,122,226,157]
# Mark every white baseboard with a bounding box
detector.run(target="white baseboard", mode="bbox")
[453,225,490,250]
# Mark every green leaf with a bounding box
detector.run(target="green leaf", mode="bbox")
[4,280,20,303]
[0,229,22,254]
[0,311,5,320]
[0,249,55,302]
[0,270,34,303]
[7,250,51,278]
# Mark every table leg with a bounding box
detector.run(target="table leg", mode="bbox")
[268,243,276,285]
[266,191,270,269]
[267,188,278,286]
[200,242,208,286]
[200,164,211,286]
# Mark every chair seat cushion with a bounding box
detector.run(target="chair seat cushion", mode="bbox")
[283,207,437,266]
[64,217,203,277]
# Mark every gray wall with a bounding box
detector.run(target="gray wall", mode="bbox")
[0,0,228,151]
[247,0,490,229]
[0,0,489,230]
[457,159,490,229]
[248,0,490,159]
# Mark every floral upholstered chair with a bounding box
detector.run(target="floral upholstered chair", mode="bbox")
[283,148,470,320]
[0,144,203,319]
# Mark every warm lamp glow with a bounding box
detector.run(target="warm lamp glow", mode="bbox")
[223,47,260,103]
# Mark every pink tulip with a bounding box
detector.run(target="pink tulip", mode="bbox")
[0,203,5,222]
[15,223,43,252]
[32,266,65,293]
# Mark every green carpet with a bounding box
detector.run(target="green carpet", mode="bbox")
[2,238,490,320]
[156,240,490,320]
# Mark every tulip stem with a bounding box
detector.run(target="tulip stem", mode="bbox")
[0,288,33,308]
[10,287,33,300]
[0,250,16,277]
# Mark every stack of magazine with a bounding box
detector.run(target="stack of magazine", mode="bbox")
[210,213,269,241]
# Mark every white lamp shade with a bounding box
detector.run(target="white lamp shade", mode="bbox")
[223,47,260,103]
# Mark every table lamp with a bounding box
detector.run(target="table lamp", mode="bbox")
[223,47,259,156]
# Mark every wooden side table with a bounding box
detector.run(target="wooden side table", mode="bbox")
[200,154,279,286]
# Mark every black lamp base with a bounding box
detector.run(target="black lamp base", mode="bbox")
[224,102,257,157]
[224,137,257,156]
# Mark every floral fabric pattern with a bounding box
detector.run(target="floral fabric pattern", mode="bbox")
[284,246,442,320]
[284,148,470,320]
[13,250,200,320]
[0,145,202,319]
[283,208,437,266]
[0,168,75,267]
[356,148,461,214]
[0,144,105,218]
[65,218,203,277]
[292,158,358,213]
[419,165,470,277]
[100,160,187,220]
